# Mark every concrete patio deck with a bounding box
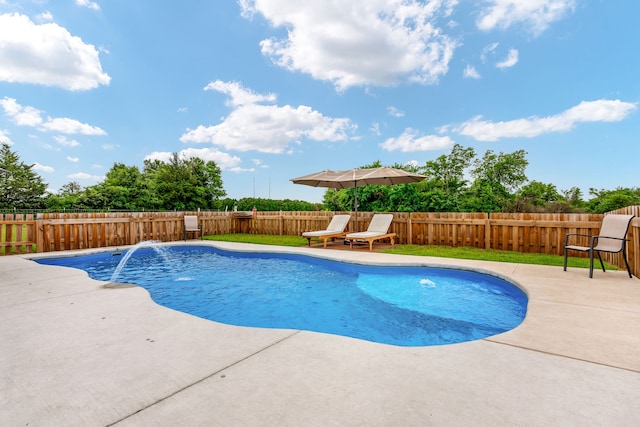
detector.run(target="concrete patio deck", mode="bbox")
[1,241,639,426]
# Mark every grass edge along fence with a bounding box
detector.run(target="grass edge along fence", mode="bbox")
[1,207,638,278]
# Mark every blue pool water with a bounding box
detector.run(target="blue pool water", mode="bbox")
[36,246,528,346]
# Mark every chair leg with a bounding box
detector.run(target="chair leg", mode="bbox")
[589,250,594,278]
[563,248,568,271]
[622,247,633,278]
[596,251,606,273]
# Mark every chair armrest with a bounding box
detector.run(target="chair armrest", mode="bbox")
[591,235,628,249]
[564,233,590,246]
[595,235,626,241]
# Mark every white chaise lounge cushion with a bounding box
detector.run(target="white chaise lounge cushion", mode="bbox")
[346,213,393,238]
[302,215,351,237]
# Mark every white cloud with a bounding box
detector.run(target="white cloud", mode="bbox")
[144,147,242,170]
[240,1,458,91]
[1,97,106,135]
[481,42,499,63]
[33,162,54,173]
[562,100,638,122]
[0,13,110,90]
[387,106,405,118]
[477,0,576,35]
[443,0,459,17]
[67,156,80,163]
[496,48,518,69]
[181,81,356,154]
[370,122,382,136]
[228,166,256,173]
[182,104,355,153]
[41,117,106,135]
[40,143,60,151]
[75,0,100,11]
[205,80,277,107]
[453,99,637,141]
[68,172,103,181]
[463,65,481,79]
[54,135,81,147]
[252,158,268,168]
[0,97,43,126]
[36,11,54,22]
[0,129,13,145]
[380,128,455,152]
[477,42,517,70]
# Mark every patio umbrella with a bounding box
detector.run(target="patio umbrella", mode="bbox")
[291,167,426,231]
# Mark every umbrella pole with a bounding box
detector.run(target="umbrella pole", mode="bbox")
[354,182,358,232]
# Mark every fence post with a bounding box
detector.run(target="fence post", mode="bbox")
[484,215,491,250]
[35,217,44,253]
[128,216,136,245]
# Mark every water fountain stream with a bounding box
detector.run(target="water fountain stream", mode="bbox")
[110,240,171,282]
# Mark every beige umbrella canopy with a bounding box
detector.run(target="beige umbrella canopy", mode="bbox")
[291,167,426,230]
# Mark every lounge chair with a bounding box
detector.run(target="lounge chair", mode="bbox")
[563,214,635,278]
[183,215,202,240]
[346,213,395,251]
[302,214,351,248]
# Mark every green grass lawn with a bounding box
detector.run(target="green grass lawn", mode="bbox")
[204,234,308,247]
[203,234,608,269]
[381,244,608,269]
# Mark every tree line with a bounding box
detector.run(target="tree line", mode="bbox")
[1,142,638,214]
[323,145,639,214]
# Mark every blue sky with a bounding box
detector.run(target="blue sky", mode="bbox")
[0,0,637,203]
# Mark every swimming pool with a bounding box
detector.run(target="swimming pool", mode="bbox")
[36,245,528,346]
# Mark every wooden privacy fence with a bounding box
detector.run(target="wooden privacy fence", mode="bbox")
[1,208,638,277]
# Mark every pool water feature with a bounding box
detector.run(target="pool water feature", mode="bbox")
[110,240,169,282]
[36,246,528,347]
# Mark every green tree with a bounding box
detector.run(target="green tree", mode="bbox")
[89,163,148,210]
[144,154,226,210]
[414,181,454,212]
[188,157,226,206]
[562,187,584,206]
[0,143,47,209]
[517,181,561,206]
[418,144,475,211]
[44,181,84,210]
[235,197,319,211]
[507,181,562,212]
[558,186,586,212]
[388,183,422,212]
[586,187,640,213]
[463,149,528,212]
[60,181,83,195]
[322,189,342,211]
